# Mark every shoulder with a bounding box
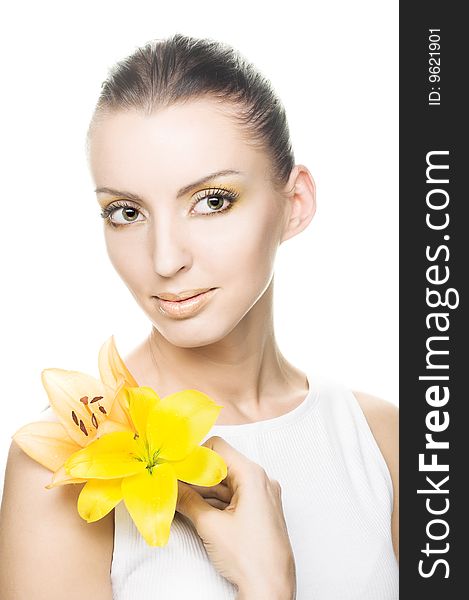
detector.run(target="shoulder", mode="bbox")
[352,390,399,562]
[0,439,115,597]
[351,391,398,454]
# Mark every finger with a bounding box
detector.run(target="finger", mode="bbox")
[176,480,216,527]
[204,497,229,510]
[188,482,232,503]
[202,436,253,492]
[204,437,267,497]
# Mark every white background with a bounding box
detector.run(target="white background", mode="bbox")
[0,0,398,493]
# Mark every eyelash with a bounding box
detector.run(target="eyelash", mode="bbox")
[100,187,240,229]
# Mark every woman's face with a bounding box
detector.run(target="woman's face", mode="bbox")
[88,98,289,348]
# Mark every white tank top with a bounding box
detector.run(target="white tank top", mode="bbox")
[111,376,399,599]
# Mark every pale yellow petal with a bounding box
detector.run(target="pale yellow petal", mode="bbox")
[64,431,146,479]
[98,335,138,388]
[107,384,135,431]
[77,478,124,522]
[12,421,80,472]
[96,418,133,437]
[122,463,177,547]
[171,446,227,486]
[149,390,222,461]
[41,368,115,446]
[45,464,87,489]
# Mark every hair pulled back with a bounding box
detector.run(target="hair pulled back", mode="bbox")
[89,34,295,189]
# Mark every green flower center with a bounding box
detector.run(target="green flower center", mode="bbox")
[132,432,163,475]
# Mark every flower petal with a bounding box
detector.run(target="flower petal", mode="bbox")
[125,386,161,436]
[107,384,135,431]
[97,418,133,437]
[77,478,124,522]
[12,421,80,471]
[149,390,222,461]
[98,335,138,388]
[65,431,146,479]
[41,368,115,446]
[46,464,87,489]
[122,463,177,547]
[171,446,228,487]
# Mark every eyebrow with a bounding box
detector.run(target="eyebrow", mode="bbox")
[95,169,244,201]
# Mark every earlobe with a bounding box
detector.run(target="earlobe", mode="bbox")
[280,165,316,243]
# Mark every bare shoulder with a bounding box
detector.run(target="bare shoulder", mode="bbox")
[352,390,399,562]
[352,391,398,455]
[0,440,114,599]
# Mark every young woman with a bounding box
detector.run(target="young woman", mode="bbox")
[0,34,399,599]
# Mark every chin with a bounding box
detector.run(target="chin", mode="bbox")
[149,310,243,348]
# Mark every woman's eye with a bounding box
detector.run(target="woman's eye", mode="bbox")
[108,206,145,225]
[101,190,237,225]
[192,194,233,215]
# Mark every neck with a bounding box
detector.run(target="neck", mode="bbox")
[136,280,305,411]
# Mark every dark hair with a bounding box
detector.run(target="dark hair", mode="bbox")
[88,33,295,190]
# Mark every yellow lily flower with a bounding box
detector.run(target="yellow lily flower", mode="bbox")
[64,386,227,547]
[12,336,137,488]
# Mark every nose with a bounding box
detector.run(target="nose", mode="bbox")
[150,212,193,278]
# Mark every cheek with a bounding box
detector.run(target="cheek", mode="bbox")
[201,203,282,289]
[103,198,283,300]
[104,230,150,291]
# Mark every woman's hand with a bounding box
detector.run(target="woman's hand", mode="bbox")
[176,436,296,599]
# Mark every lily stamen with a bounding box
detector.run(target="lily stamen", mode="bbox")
[79,420,88,436]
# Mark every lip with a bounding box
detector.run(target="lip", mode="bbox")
[154,288,217,319]
[156,288,214,302]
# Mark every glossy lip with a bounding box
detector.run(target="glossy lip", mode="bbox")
[156,288,213,302]
[154,288,217,319]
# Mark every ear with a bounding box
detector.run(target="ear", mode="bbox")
[280,165,316,243]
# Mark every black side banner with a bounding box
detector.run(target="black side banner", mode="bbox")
[400,2,467,596]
